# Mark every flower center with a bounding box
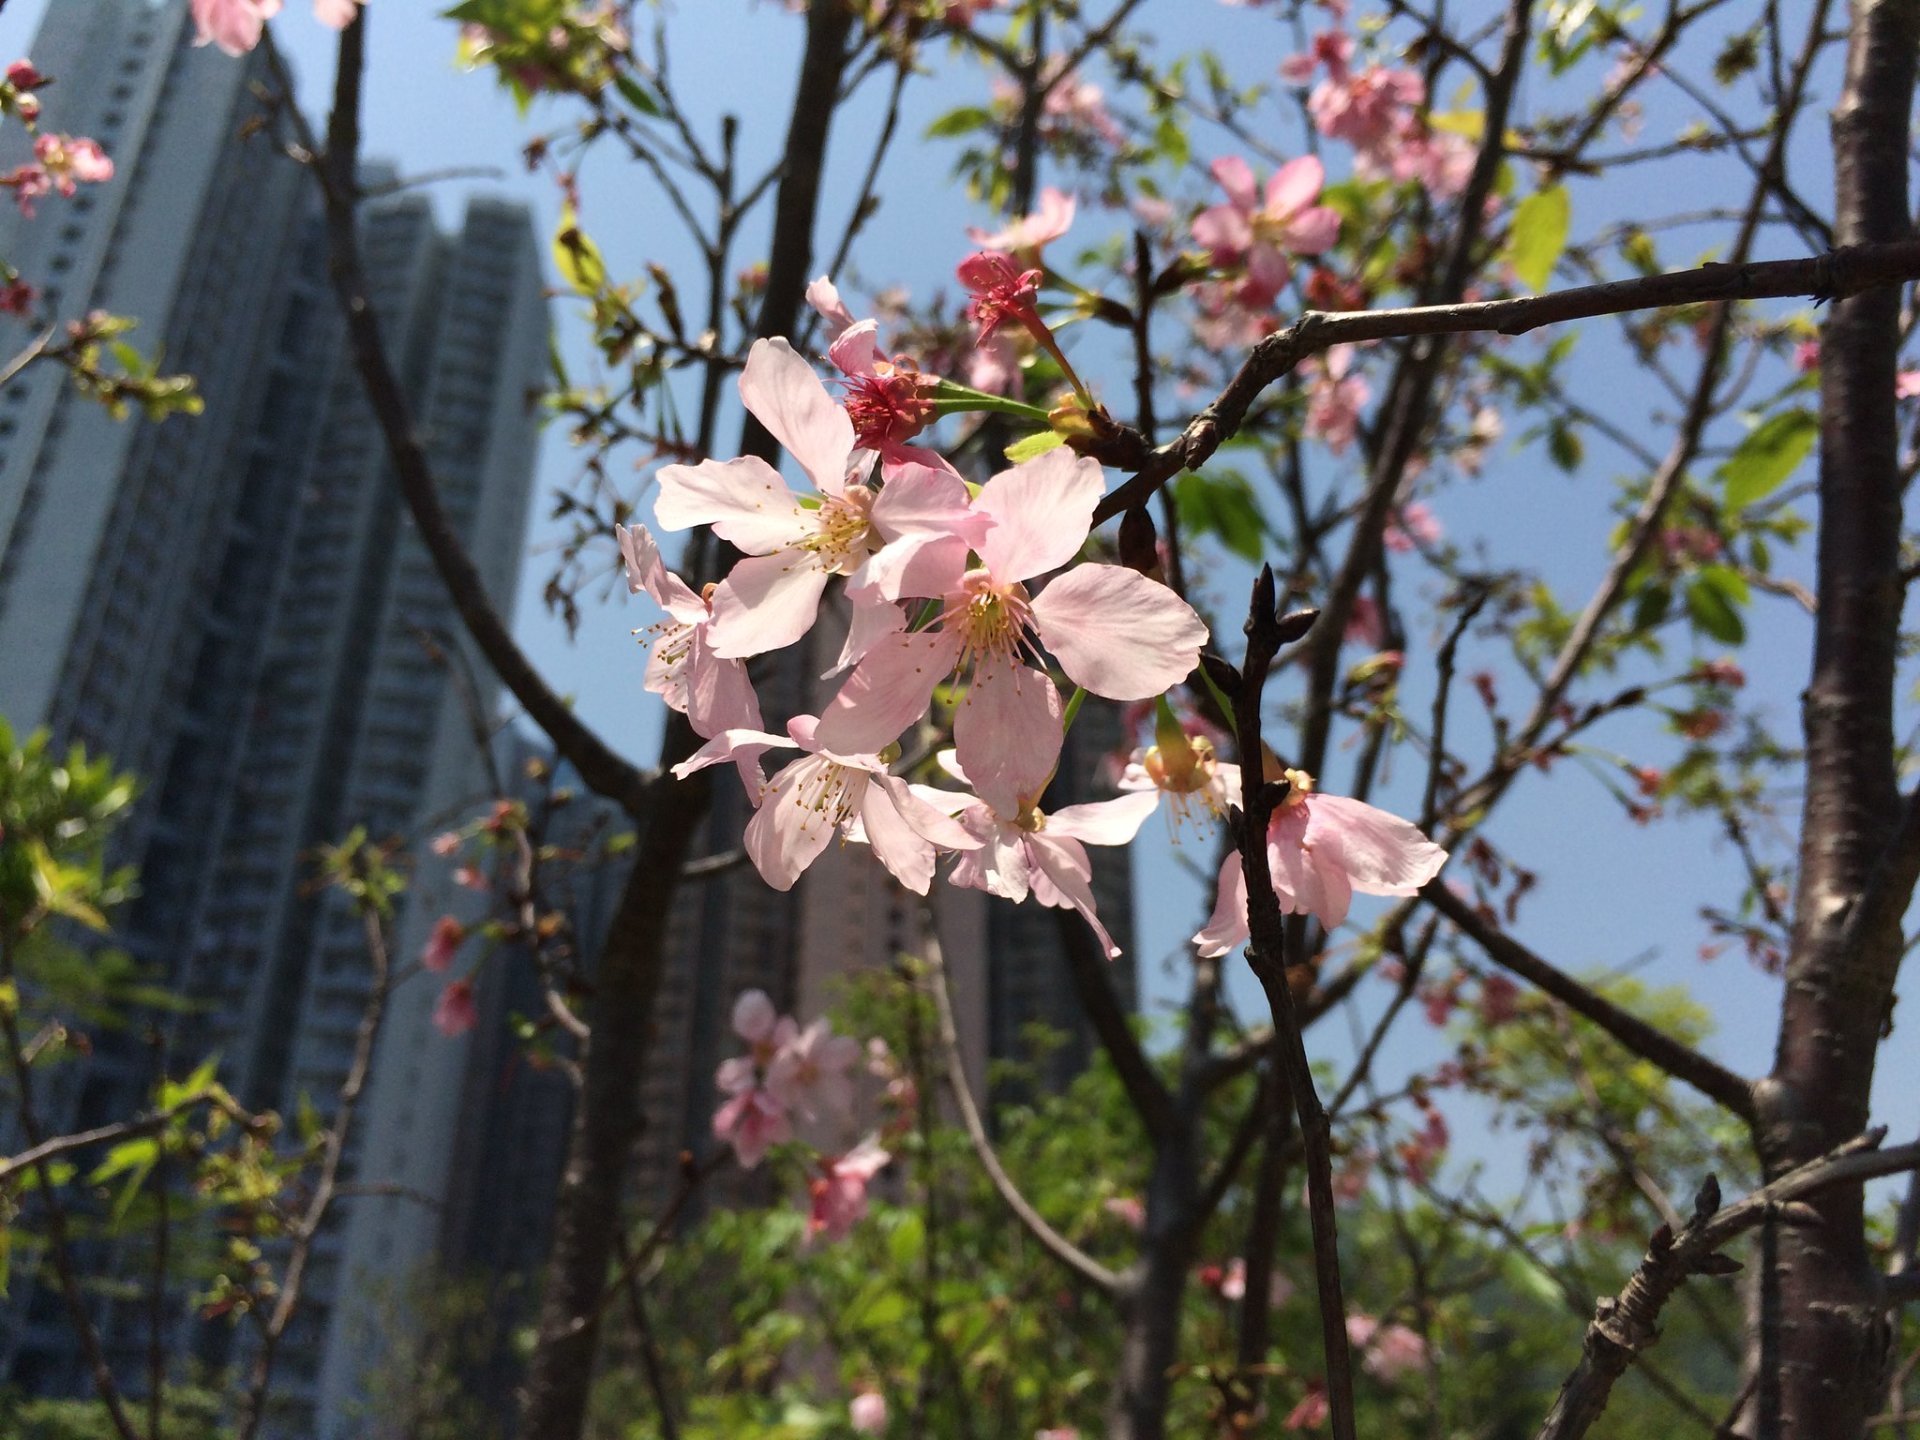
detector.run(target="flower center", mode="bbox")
[1144,735,1217,795]
[843,368,934,450]
[787,757,861,831]
[944,568,1034,672]
[1279,766,1315,808]
[802,486,878,575]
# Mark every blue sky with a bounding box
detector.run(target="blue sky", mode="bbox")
[4,0,1913,1189]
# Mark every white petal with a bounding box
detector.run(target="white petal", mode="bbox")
[739,337,857,495]
[653,456,810,553]
[705,554,833,659]
[973,447,1104,581]
[1045,791,1161,846]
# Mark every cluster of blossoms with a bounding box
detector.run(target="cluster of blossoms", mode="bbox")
[619,188,1447,958]
[190,0,363,57]
[0,62,114,222]
[711,991,893,1241]
[1283,28,1475,197]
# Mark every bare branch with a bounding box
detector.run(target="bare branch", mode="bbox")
[1422,880,1758,1123]
[1087,237,1920,526]
[1535,1132,1920,1440]
[922,922,1122,1296]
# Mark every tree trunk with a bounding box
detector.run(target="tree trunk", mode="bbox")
[1110,1131,1200,1440]
[1755,3,1917,1435]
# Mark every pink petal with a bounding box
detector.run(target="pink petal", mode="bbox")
[874,773,980,851]
[1031,564,1208,699]
[825,594,906,677]
[1264,154,1326,220]
[1192,203,1254,259]
[653,455,809,554]
[616,522,703,617]
[827,319,883,378]
[1045,791,1161,846]
[1211,154,1259,211]
[856,779,943,894]
[705,553,833,658]
[1305,794,1449,896]
[1246,243,1293,298]
[815,630,962,755]
[1030,834,1122,958]
[745,755,855,890]
[739,337,856,496]
[733,989,778,1042]
[1282,205,1342,256]
[1193,850,1249,957]
[953,658,1063,817]
[671,726,793,786]
[805,275,858,336]
[974,447,1104,582]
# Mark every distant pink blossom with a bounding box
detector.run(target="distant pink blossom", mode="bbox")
[653,338,981,658]
[1103,1195,1146,1230]
[313,0,362,28]
[1793,339,1820,372]
[969,186,1077,258]
[815,448,1207,801]
[1117,734,1241,839]
[432,978,479,1037]
[1304,345,1370,453]
[0,280,36,317]
[453,864,489,892]
[1194,768,1448,953]
[1193,155,1340,303]
[808,1140,890,1241]
[1285,1383,1329,1430]
[713,990,796,1168]
[1383,501,1442,552]
[191,0,282,54]
[767,1018,862,1121]
[850,1390,889,1434]
[421,916,464,973]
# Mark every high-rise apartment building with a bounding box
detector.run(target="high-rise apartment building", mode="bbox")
[0,5,547,1433]
[0,4,1137,1435]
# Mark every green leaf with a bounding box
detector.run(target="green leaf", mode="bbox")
[1546,417,1583,473]
[1503,184,1571,293]
[1685,567,1749,645]
[613,74,662,118]
[925,105,993,140]
[1719,408,1817,509]
[1004,431,1066,464]
[1171,470,1270,560]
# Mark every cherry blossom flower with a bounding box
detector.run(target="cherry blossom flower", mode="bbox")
[432,978,479,1037]
[421,915,464,973]
[1193,156,1340,303]
[1304,345,1370,453]
[969,186,1077,259]
[1383,501,1442,552]
[957,251,1044,344]
[815,448,1208,800]
[808,1140,891,1242]
[0,280,36,317]
[616,522,763,773]
[713,990,796,1168]
[849,1390,889,1434]
[192,0,283,55]
[1308,53,1425,152]
[922,707,1161,959]
[1284,1383,1330,1430]
[653,338,981,658]
[805,276,941,463]
[1360,1322,1429,1381]
[1117,705,1241,838]
[675,717,979,895]
[1194,768,1448,955]
[767,1017,861,1121]
[313,0,362,27]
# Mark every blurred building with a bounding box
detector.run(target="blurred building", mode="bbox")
[0,3,1138,1436]
[0,3,547,1435]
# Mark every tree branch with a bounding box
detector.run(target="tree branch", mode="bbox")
[1535,1131,1920,1440]
[265,22,652,814]
[1086,237,1920,526]
[1421,880,1758,1124]
[923,924,1121,1296]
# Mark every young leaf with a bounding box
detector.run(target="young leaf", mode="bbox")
[1719,409,1817,509]
[1503,184,1571,293]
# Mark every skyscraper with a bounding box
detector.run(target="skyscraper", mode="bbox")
[0,6,548,1431]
